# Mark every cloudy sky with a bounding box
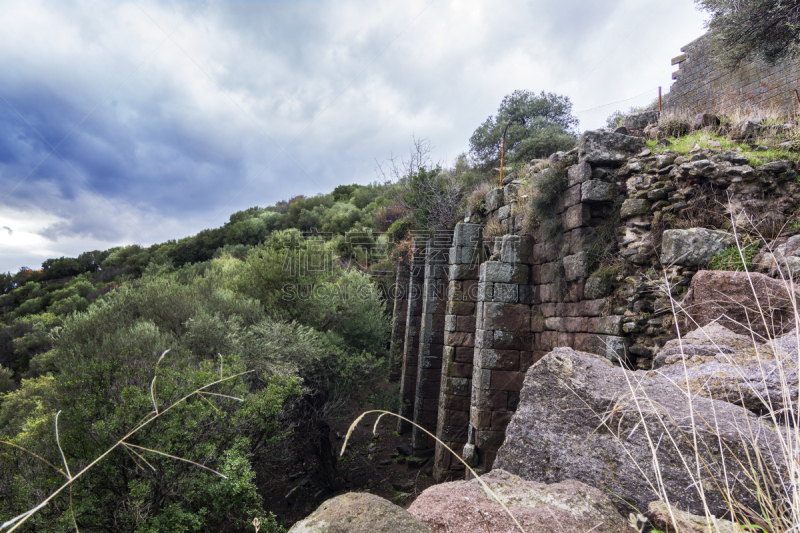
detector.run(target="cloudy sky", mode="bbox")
[0,0,707,273]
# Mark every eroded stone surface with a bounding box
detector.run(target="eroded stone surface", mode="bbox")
[408,469,628,533]
[660,228,735,267]
[494,347,786,517]
[288,493,431,533]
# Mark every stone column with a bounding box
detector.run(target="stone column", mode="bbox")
[433,223,482,482]
[411,233,453,453]
[388,256,410,382]
[397,240,426,434]
[469,234,537,473]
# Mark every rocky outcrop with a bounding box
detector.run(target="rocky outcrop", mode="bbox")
[652,322,798,415]
[686,270,800,339]
[288,492,431,533]
[407,468,628,533]
[493,347,787,517]
[647,500,744,533]
[578,131,646,166]
[660,228,735,267]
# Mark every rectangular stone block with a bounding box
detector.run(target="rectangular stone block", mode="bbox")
[472,367,492,390]
[480,261,529,284]
[493,330,528,350]
[445,361,472,378]
[579,298,606,317]
[470,406,491,430]
[482,302,531,332]
[456,315,476,332]
[530,313,544,333]
[453,223,482,248]
[544,317,563,331]
[492,283,518,303]
[447,281,463,302]
[446,301,475,316]
[476,430,505,448]
[500,235,534,264]
[476,348,520,371]
[557,331,574,348]
[567,162,592,187]
[596,315,625,336]
[446,377,470,396]
[444,331,474,347]
[485,188,504,212]
[569,227,598,254]
[490,370,525,391]
[462,280,478,301]
[477,281,493,302]
[564,183,582,207]
[454,346,474,362]
[565,203,591,230]
[472,388,508,410]
[474,329,493,349]
[449,263,479,280]
[519,284,536,305]
[563,252,589,281]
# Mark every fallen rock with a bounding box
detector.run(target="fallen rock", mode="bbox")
[660,228,735,267]
[651,323,798,414]
[730,117,761,140]
[686,270,799,339]
[691,113,720,130]
[408,469,628,533]
[624,110,660,131]
[647,500,744,533]
[578,131,646,166]
[288,492,431,532]
[493,347,787,517]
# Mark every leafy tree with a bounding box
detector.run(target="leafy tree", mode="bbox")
[469,90,579,172]
[696,0,800,67]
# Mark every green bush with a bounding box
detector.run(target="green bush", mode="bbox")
[526,167,569,240]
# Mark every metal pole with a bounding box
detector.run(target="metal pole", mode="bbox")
[498,120,512,188]
[794,89,800,112]
[658,87,662,113]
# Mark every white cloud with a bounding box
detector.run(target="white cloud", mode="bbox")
[0,0,707,272]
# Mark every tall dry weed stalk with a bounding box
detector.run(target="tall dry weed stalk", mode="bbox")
[605,206,800,532]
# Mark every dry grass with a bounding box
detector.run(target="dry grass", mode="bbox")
[609,209,800,533]
[467,181,494,216]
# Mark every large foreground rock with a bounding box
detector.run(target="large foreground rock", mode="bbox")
[686,270,799,339]
[652,323,798,415]
[493,347,787,517]
[407,469,628,533]
[660,228,735,267]
[578,131,645,166]
[288,492,430,533]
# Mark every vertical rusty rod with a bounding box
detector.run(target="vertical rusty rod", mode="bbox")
[498,135,506,188]
[498,120,512,188]
[658,86,662,113]
[794,89,800,111]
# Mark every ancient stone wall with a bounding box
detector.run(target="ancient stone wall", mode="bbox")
[666,33,800,115]
[392,129,800,479]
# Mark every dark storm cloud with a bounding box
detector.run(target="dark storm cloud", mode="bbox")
[0,0,706,272]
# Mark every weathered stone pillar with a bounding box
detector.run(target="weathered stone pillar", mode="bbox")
[388,256,410,382]
[433,223,482,482]
[469,234,537,473]
[397,241,426,434]
[411,233,453,453]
